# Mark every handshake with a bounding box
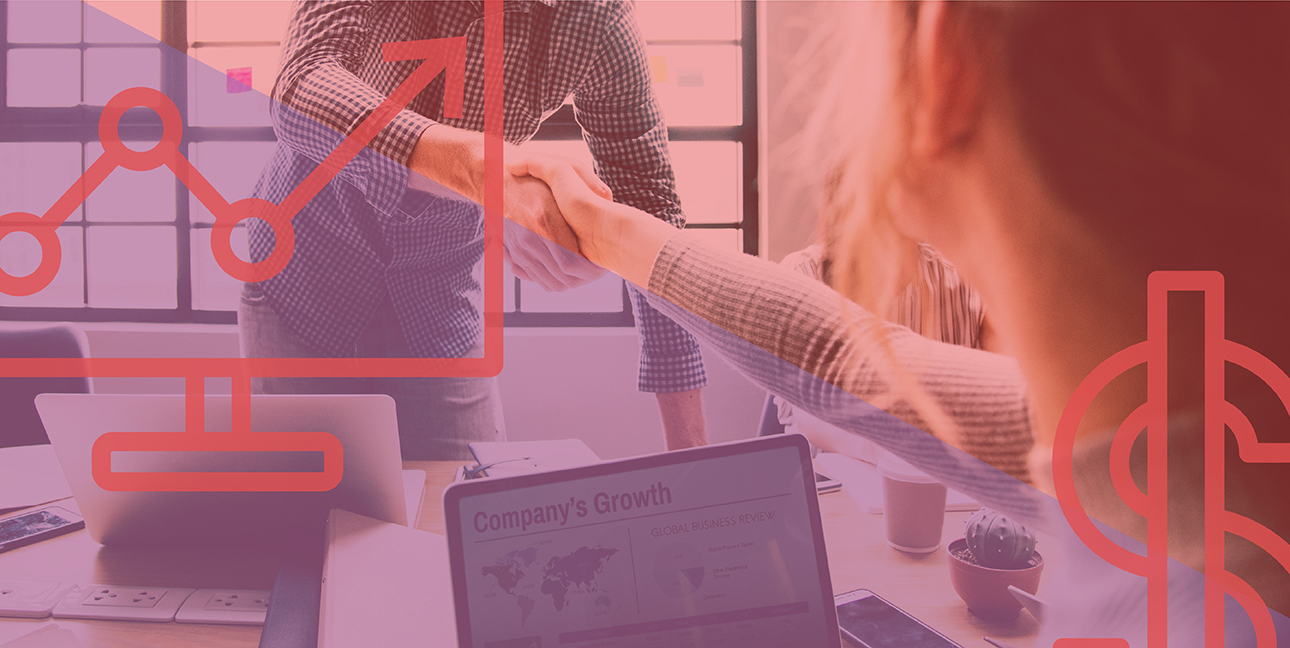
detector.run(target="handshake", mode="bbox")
[402,128,612,291]
[498,150,617,293]
[408,125,672,292]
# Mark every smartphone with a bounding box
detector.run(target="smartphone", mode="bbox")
[0,505,84,553]
[835,588,963,648]
[815,471,843,494]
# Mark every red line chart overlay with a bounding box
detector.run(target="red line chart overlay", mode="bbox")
[1054,271,1290,648]
[0,0,506,492]
[0,37,466,289]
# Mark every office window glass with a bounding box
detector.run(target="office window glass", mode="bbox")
[187,46,276,126]
[188,141,279,223]
[83,47,161,105]
[7,48,81,106]
[633,1,739,41]
[670,141,740,224]
[85,142,175,222]
[87,226,176,308]
[190,227,247,312]
[0,228,84,308]
[85,0,161,43]
[648,45,741,127]
[188,0,292,43]
[6,0,81,43]
[0,143,84,222]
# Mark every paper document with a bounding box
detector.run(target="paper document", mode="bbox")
[815,452,979,514]
[319,509,456,648]
[0,445,73,513]
[402,470,426,528]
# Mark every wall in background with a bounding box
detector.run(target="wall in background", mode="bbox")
[75,325,766,460]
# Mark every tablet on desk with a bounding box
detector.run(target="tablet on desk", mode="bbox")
[443,434,841,648]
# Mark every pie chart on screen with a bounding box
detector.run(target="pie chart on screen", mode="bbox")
[653,541,706,598]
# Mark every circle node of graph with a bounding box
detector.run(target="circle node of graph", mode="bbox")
[0,212,61,297]
[98,87,184,171]
[213,198,295,282]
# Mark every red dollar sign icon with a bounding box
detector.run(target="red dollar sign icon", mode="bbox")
[1054,271,1290,648]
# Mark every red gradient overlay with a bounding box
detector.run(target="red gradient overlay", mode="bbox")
[0,0,506,492]
[1054,271,1290,647]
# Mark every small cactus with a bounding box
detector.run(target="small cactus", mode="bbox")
[964,508,1037,569]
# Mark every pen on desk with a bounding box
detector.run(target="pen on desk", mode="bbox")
[983,637,1023,648]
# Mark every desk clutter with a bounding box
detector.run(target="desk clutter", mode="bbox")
[0,445,73,514]
[814,452,980,514]
[0,427,1048,647]
[456,439,602,480]
[0,580,270,625]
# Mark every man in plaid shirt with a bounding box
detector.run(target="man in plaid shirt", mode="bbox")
[239,0,708,459]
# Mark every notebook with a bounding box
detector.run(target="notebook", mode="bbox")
[317,509,456,648]
[257,470,426,648]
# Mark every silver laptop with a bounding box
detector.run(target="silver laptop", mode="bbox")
[443,433,842,648]
[36,393,405,546]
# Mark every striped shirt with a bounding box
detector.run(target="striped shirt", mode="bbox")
[782,243,986,349]
[648,235,1037,515]
[776,243,1029,480]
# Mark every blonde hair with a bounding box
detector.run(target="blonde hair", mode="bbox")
[791,0,1290,446]
[783,1,966,444]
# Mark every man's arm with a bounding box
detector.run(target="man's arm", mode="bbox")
[569,3,709,449]
[273,1,608,272]
[656,389,707,450]
[270,0,436,220]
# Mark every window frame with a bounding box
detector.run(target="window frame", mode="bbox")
[0,0,759,329]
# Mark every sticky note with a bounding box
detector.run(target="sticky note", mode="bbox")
[677,68,704,88]
[226,67,252,94]
[648,55,668,83]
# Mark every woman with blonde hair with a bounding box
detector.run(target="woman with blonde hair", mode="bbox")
[508,1,1290,642]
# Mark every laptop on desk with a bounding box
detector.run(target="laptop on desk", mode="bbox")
[443,433,842,648]
[36,393,407,546]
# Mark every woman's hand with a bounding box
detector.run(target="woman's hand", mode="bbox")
[504,152,615,264]
[507,151,681,286]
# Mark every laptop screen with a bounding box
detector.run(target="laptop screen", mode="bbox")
[444,435,840,648]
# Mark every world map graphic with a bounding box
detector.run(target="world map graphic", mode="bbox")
[481,545,620,626]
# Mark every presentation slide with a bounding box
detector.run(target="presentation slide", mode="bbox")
[456,446,832,648]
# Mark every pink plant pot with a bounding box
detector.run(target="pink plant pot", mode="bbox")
[946,537,1043,621]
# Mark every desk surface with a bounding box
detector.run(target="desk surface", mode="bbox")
[0,461,1042,648]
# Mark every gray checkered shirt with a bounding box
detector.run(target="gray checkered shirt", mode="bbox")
[251,0,706,392]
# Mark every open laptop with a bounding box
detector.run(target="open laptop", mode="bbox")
[36,394,406,546]
[443,433,842,648]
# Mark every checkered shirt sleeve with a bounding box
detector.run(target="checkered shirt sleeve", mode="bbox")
[575,4,707,393]
[273,0,432,175]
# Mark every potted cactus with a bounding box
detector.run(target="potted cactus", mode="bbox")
[946,508,1043,620]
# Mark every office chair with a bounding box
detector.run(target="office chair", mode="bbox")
[0,324,91,448]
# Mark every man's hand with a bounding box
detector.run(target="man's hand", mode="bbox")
[502,174,609,292]
[408,124,612,291]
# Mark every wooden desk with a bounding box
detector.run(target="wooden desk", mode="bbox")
[0,462,1042,648]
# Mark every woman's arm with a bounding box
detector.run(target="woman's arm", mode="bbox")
[508,156,1041,519]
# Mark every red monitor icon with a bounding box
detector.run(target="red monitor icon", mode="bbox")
[1,9,507,492]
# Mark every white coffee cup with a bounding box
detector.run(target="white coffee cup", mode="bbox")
[878,454,947,553]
